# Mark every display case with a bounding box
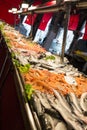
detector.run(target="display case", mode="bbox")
[1,1,87,130]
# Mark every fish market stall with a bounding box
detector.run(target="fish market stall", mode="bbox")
[1,0,87,130]
[0,21,87,130]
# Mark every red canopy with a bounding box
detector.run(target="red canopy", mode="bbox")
[0,0,22,25]
[0,0,56,25]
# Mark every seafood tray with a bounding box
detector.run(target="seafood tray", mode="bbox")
[14,66,87,130]
[2,22,87,130]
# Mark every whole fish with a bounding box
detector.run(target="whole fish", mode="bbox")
[31,93,44,115]
[66,93,82,113]
[80,92,87,112]
[66,93,87,125]
[47,91,84,130]
[35,91,62,119]
[55,122,68,130]
[39,113,54,130]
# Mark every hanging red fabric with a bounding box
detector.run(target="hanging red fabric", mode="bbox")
[0,0,22,25]
[24,0,42,25]
[25,13,37,25]
[38,13,53,31]
[68,14,79,31]
[83,20,87,40]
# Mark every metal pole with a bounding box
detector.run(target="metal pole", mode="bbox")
[30,11,33,40]
[60,3,71,63]
[14,14,16,27]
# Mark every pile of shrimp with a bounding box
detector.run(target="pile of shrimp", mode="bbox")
[23,68,87,97]
[4,30,46,53]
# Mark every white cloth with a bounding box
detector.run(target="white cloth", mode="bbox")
[22,15,31,37]
[49,27,74,54]
[33,18,52,44]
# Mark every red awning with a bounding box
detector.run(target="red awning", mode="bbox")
[0,0,22,25]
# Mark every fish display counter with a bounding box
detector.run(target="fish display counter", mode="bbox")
[1,22,87,130]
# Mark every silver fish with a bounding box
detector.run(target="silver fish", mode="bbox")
[55,122,68,130]
[31,93,44,115]
[35,91,52,110]
[66,93,87,125]
[67,93,82,113]
[40,113,55,130]
[53,89,71,112]
[36,91,62,119]
[48,92,84,130]
[80,92,87,112]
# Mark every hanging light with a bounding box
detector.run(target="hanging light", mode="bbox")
[21,3,29,12]
[8,8,17,13]
[12,8,17,12]
[21,3,29,8]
